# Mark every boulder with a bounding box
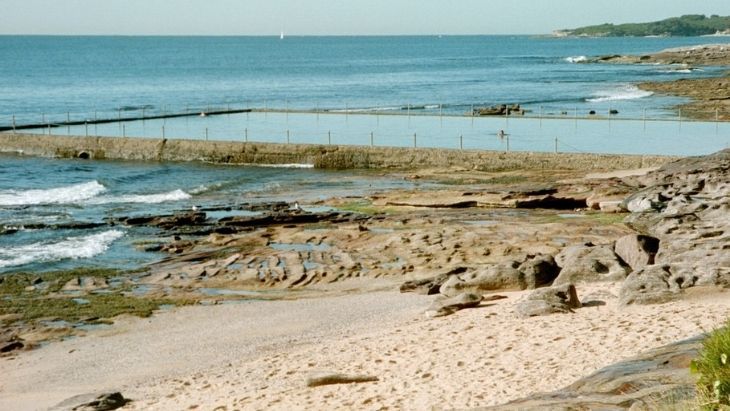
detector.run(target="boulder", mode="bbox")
[517,254,559,289]
[400,267,467,295]
[613,234,659,271]
[425,293,483,318]
[619,265,691,305]
[516,284,581,317]
[553,243,630,285]
[439,261,523,297]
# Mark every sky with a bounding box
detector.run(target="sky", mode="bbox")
[2,0,730,35]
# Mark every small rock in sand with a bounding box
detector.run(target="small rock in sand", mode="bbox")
[306,373,379,387]
[425,292,483,318]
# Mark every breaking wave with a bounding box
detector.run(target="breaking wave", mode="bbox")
[565,55,588,63]
[586,85,654,103]
[0,230,124,269]
[0,181,106,206]
[87,189,192,204]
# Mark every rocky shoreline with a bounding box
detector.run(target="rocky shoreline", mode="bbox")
[1,148,728,409]
[591,44,730,120]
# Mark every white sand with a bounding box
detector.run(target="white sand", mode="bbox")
[1,284,729,411]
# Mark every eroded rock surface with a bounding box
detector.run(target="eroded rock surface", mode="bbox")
[553,243,630,285]
[619,149,730,304]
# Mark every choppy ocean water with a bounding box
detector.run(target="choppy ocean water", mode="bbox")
[0,156,420,273]
[1,35,728,272]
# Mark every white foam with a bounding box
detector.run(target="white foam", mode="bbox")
[565,55,588,63]
[586,85,654,103]
[0,230,124,269]
[244,163,315,169]
[87,189,192,204]
[0,181,106,206]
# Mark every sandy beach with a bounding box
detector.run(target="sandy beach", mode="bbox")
[1,283,728,410]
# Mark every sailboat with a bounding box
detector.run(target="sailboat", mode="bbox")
[280,31,285,40]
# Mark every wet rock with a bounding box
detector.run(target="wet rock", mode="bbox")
[306,373,379,387]
[516,284,581,317]
[52,392,130,411]
[121,211,207,229]
[425,293,483,318]
[613,234,659,271]
[553,243,630,285]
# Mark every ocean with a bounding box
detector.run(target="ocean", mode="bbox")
[0,35,726,124]
[0,35,728,272]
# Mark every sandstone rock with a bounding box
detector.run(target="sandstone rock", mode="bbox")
[480,336,703,410]
[52,392,130,411]
[425,293,483,318]
[439,262,523,297]
[516,284,581,317]
[517,254,559,289]
[306,373,379,387]
[400,267,467,295]
[618,149,730,299]
[613,234,659,271]
[619,265,691,305]
[553,244,630,285]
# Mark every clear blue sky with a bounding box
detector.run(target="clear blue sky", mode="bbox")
[2,0,730,35]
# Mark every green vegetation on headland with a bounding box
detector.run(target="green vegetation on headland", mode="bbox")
[558,14,730,37]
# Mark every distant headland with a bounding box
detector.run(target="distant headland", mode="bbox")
[554,14,730,37]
